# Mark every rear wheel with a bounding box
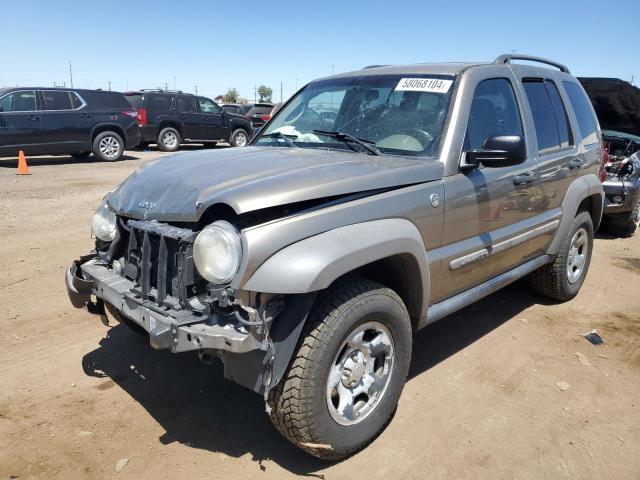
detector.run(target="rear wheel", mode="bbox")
[92,131,124,161]
[157,127,180,152]
[531,211,594,301]
[230,128,249,147]
[268,278,412,460]
[604,199,640,237]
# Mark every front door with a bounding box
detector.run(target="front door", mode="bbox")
[197,97,226,140]
[0,90,44,156]
[435,77,545,302]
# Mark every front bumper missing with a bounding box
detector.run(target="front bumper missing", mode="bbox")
[65,258,262,354]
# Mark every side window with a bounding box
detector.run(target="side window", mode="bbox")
[544,81,572,148]
[70,92,84,109]
[148,94,173,111]
[522,79,574,152]
[177,96,196,113]
[198,97,220,113]
[563,82,599,145]
[466,78,523,149]
[43,91,73,110]
[0,91,38,112]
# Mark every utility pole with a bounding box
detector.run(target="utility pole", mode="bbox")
[254,85,257,103]
[126,78,129,90]
[173,75,176,91]
[195,85,198,95]
[280,82,283,102]
[331,64,334,75]
[164,82,168,92]
[107,81,111,91]
[68,61,74,88]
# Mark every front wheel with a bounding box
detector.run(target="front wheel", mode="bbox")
[229,128,249,147]
[531,210,594,301]
[92,131,124,161]
[603,199,640,237]
[268,278,412,460]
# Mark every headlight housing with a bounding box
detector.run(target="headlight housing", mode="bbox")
[193,221,242,284]
[91,202,117,242]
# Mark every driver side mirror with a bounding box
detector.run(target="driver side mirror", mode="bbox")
[465,135,526,169]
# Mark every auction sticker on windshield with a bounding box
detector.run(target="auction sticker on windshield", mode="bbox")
[395,78,453,93]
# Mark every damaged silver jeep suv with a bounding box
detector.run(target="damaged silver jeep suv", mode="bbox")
[66,54,604,460]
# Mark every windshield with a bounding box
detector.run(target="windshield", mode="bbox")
[255,74,455,156]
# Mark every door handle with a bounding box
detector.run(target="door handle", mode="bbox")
[27,115,39,121]
[569,158,587,169]
[80,113,91,119]
[513,171,536,185]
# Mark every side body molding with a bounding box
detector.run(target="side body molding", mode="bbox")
[242,218,430,319]
[546,173,604,256]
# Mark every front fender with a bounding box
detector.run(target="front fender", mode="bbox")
[242,218,430,316]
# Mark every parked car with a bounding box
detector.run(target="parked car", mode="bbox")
[66,54,604,460]
[577,78,640,236]
[245,102,275,128]
[600,130,640,236]
[0,87,140,161]
[123,90,253,150]
[221,103,253,116]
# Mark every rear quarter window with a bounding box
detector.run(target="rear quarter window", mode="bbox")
[563,82,599,145]
[86,91,132,109]
[147,94,174,111]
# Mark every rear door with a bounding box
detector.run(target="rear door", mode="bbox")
[197,97,226,140]
[39,90,91,153]
[175,95,200,140]
[0,90,45,156]
[435,75,545,302]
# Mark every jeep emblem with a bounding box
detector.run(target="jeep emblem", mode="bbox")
[138,200,156,210]
[430,193,440,208]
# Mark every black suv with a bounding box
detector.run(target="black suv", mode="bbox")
[124,90,253,150]
[0,88,141,161]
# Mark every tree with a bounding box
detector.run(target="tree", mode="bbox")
[258,85,273,102]
[223,88,239,103]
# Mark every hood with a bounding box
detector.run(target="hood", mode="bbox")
[107,146,444,222]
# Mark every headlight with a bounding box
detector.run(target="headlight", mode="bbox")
[193,221,242,284]
[91,202,117,241]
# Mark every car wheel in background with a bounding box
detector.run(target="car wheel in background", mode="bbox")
[157,127,181,152]
[230,128,249,147]
[603,200,640,237]
[92,131,124,162]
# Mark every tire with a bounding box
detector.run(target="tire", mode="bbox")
[92,131,124,161]
[157,127,181,152]
[105,303,147,335]
[604,199,640,237]
[229,128,249,147]
[531,211,594,301]
[268,278,412,460]
[70,151,91,159]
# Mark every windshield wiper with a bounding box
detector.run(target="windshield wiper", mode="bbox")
[313,130,381,156]
[261,131,298,148]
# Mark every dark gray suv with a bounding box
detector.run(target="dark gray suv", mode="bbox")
[66,54,604,460]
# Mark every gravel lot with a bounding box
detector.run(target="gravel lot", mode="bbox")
[1,147,639,479]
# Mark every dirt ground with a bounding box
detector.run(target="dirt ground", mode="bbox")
[1,147,639,480]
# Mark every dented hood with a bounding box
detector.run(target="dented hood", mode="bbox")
[107,146,444,222]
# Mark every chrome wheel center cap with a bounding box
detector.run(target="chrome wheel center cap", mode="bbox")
[341,351,366,387]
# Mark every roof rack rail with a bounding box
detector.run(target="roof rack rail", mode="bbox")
[138,88,186,94]
[362,65,390,70]
[493,54,570,74]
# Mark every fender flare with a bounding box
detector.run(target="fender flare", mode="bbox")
[547,173,604,255]
[242,218,430,317]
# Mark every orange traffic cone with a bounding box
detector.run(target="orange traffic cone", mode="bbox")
[16,150,31,175]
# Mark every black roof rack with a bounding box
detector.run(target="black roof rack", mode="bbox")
[362,65,390,70]
[137,88,186,94]
[493,54,570,74]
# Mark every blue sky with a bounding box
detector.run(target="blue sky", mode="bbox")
[1,0,638,101]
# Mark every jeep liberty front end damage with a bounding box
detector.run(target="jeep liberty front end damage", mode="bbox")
[67,55,604,460]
